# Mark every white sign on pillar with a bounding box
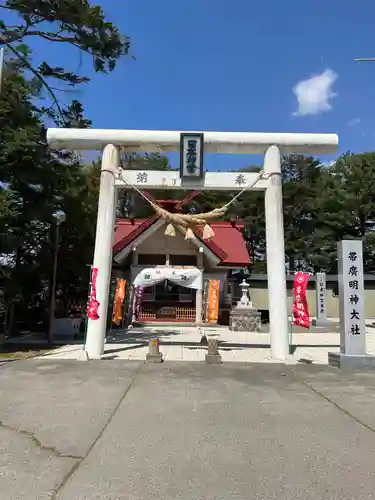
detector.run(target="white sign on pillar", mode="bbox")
[314,272,331,326]
[338,240,366,355]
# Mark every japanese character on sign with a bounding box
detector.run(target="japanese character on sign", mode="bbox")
[136,172,148,184]
[235,174,246,186]
[351,324,360,335]
[349,280,359,290]
[349,294,359,305]
[350,309,360,320]
[348,266,358,277]
[186,140,197,174]
[348,251,357,262]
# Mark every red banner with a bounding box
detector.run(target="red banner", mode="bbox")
[87,267,100,321]
[293,272,310,328]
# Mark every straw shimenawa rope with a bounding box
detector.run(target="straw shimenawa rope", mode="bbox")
[117,169,266,240]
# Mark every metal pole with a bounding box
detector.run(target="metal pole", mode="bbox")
[48,222,60,345]
[0,48,4,95]
[355,58,375,62]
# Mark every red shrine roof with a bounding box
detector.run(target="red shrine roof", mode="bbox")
[113,218,250,267]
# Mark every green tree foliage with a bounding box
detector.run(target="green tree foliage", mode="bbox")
[0,0,131,87]
[234,152,375,274]
[0,0,132,334]
[0,52,94,332]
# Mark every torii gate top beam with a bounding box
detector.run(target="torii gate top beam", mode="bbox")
[46,128,338,155]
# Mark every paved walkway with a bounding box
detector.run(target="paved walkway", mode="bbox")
[1,360,375,499]
[40,325,375,364]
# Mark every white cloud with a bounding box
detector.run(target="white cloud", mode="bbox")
[347,117,360,127]
[321,160,336,167]
[292,69,338,117]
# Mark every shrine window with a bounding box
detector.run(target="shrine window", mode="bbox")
[169,254,197,266]
[138,254,166,265]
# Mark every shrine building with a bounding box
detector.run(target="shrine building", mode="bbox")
[111,199,250,325]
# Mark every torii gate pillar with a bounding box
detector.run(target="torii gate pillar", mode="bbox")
[85,144,119,359]
[264,146,289,359]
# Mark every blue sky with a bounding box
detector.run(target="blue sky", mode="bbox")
[4,0,375,171]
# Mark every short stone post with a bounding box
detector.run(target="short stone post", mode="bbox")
[205,335,222,364]
[146,337,163,363]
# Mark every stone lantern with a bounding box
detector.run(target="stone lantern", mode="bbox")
[238,279,252,308]
[229,279,261,332]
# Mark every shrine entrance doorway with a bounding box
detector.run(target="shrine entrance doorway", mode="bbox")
[139,282,196,323]
[132,266,202,324]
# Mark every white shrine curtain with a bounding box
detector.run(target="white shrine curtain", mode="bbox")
[133,267,202,290]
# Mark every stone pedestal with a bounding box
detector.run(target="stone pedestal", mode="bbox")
[77,349,90,361]
[205,335,222,364]
[328,352,375,370]
[146,337,163,363]
[229,307,261,332]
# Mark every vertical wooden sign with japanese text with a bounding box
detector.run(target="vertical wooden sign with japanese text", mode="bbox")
[206,280,220,324]
[338,240,366,355]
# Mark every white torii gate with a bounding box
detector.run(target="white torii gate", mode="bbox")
[47,128,338,360]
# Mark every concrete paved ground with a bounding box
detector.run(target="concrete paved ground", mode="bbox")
[1,360,375,499]
[41,325,375,364]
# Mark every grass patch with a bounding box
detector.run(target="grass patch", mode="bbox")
[0,342,56,359]
[0,349,52,359]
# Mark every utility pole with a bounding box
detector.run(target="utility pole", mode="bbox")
[0,47,4,94]
[48,212,66,345]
